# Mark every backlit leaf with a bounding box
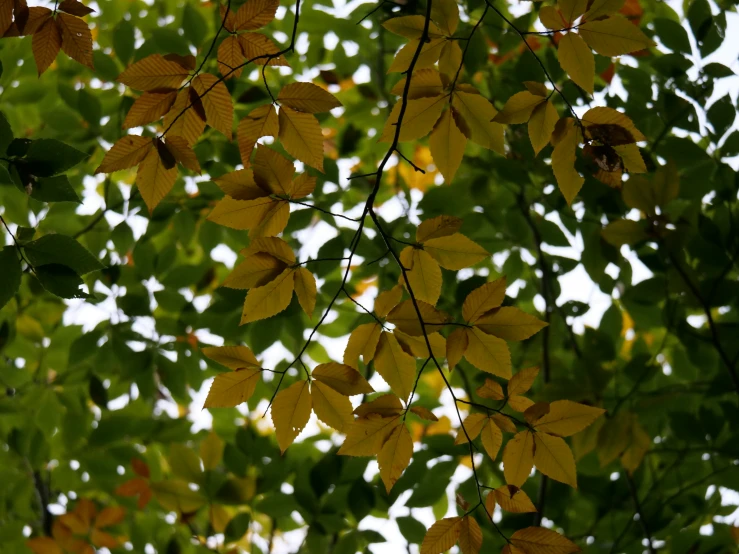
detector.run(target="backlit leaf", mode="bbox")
[377,423,413,492]
[503,430,535,487]
[271,380,312,452]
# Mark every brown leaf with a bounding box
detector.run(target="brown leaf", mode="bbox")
[31,16,60,76]
[57,12,94,69]
[58,0,94,17]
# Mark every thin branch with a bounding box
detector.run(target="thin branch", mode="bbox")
[625,472,656,554]
[283,197,360,222]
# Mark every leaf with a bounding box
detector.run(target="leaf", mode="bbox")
[344,323,382,369]
[452,91,505,153]
[233,0,278,31]
[387,37,446,73]
[382,15,443,39]
[508,367,539,397]
[458,516,482,554]
[242,237,296,263]
[374,331,417,401]
[253,145,294,195]
[423,234,489,270]
[223,253,285,289]
[278,106,324,170]
[292,267,317,318]
[312,362,374,395]
[551,119,584,205]
[399,247,442,305]
[57,13,93,69]
[534,400,606,437]
[0,246,21,310]
[26,139,88,177]
[217,35,244,79]
[417,215,463,243]
[311,380,353,432]
[238,105,279,166]
[539,6,564,30]
[390,68,445,99]
[118,55,190,91]
[202,345,261,370]
[164,135,201,173]
[495,485,537,513]
[445,328,468,370]
[58,0,94,17]
[420,517,462,554]
[510,527,580,554]
[533,432,577,488]
[241,268,295,324]
[582,107,646,143]
[353,394,404,418]
[162,88,207,145]
[150,480,207,513]
[476,378,504,400]
[429,109,467,183]
[438,40,462,79]
[136,144,178,212]
[480,418,503,460]
[379,95,447,143]
[387,299,449,336]
[123,91,177,129]
[601,219,648,246]
[200,432,224,470]
[474,307,548,341]
[374,285,403,318]
[558,33,594,94]
[27,537,63,554]
[207,196,287,236]
[503,430,534,487]
[204,368,262,408]
[395,330,446,359]
[462,277,506,323]
[464,327,511,378]
[31,16,60,75]
[493,91,544,124]
[237,33,288,66]
[431,0,459,36]
[582,0,624,21]
[277,82,342,113]
[24,234,103,275]
[338,414,402,456]
[192,73,233,139]
[271,380,312,452]
[410,406,438,421]
[454,413,487,444]
[524,402,550,426]
[529,100,559,155]
[579,16,655,57]
[377,423,413,492]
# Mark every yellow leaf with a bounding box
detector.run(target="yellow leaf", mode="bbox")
[480,418,503,460]
[493,91,545,124]
[277,82,342,113]
[464,327,511,378]
[476,378,504,400]
[162,88,207,145]
[582,106,646,143]
[475,307,548,341]
[503,430,534,487]
[551,119,584,205]
[290,173,316,198]
[534,400,606,437]
[583,0,625,21]
[375,285,403,318]
[529,100,559,155]
[200,432,224,470]
[271,380,312,452]
[446,327,468,370]
[558,32,594,94]
[241,237,296,264]
[117,53,190,91]
[485,490,496,518]
[525,402,551,426]
[293,267,316,318]
[338,414,402,456]
[207,196,285,235]
[96,135,154,173]
[539,6,564,30]
[615,144,646,173]
[382,15,443,39]
[495,485,537,513]
[388,38,446,73]
[417,215,462,242]
[429,109,467,183]
[558,0,588,24]
[509,395,535,412]
[399,247,442,305]
[395,330,446,359]
[452,91,505,153]
[238,105,279,166]
[238,32,289,66]
[344,323,383,369]
[493,413,517,434]
[458,516,482,554]
[380,95,447,143]
[423,233,489,270]
[510,527,580,554]
[123,91,177,129]
[192,73,233,139]
[390,68,446,99]
[410,406,438,421]
[202,345,261,370]
[420,517,463,554]
[57,12,93,69]
[387,299,450,336]
[164,135,201,173]
[579,15,655,57]
[241,268,295,324]
[223,252,286,290]
[312,362,374,396]
[278,105,324,170]
[374,331,417,401]
[431,0,459,35]
[217,35,244,79]
[233,0,278,31]
[32,16,60,76]
[438,40,462,79]
[508,366,539,397]
[462,276,506,323]
[454,413,487,445]
[136,144,178,212]
[311,380,353,432]
[204,368,261,408]
[533,432,577,488]
[353,394,404,418]
[377,423,413,492]
[252,145,294,195]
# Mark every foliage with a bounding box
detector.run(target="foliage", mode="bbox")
[1,0,739,552]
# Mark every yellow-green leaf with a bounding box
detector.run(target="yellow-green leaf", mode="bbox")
[503,430,535,487]
[240,268,295,324]
[529,100,559,155]
[552,119,584,205]
[293,267,317,318]
[493,91,544,124]
[464,327,511,378]
[429,108,467,183]
[454,412,487,445]
[204,368,262,408]
[579,15,655,57]
[534,400,606,437]
[480,418,503,460]
[382,15,443,39]
[344,323,383,369]
[377,423,413,492]
[271,380,312,452]
[338,414,402,456]
[474,307,548,341]
[399,246,442,305]
[201,345,261,370]
[311,380,353,432]
[312,362,374,396]
[379,95,447,143]
[278,106,324,171]
[374,331,417,401]
[452,91,505,153]
[462,277,506,323]
[533,432,577,488]
[558,32,594,94]
[423,234,489,270]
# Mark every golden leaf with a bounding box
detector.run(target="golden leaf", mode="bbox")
[377,423,413,492]
[558,33,595,94]
[535,400,606,437]
[277,82,342,113]
[529,100,559,155]
[431,0,459,36]
[390,68,446,99]
[493,91,545,124]
[338,414,402,456]
[162,88,207,145]
[271,380,312,452]
[452,91,505,153]
[238,104,279,166]
[508,366,539,397]
[386,299,449,336]
[31,16,60,75]
[476,378,504,400]
[241,237,296,264]
[312,362,374,396]
[123,91,178,129]
[480,418,503,460]
[117,54,190,91]
[438,40,462,79]
[579,15,655,56]
[410,406,438,421]
[458,516,482,554]
[192,73,233,139]
[293,267,317,318]
[399,247,442,306]
[417,215,463,242]
[423,233,489,270]
[559,0,588,24]
[540,6,564,30]
[495,485,537,513]
[201,345,261,370]
[374,331,417,401]
[475,307,548,341]
[95,136,154,173]
[57,13,93,69]
[420,517,462,554]
[583,0,625,21]
[200,432,225,470]
[344,323,382,369]
[379,95,447,143]
[462,277,506,323]
[353,394,404,418]
[136,144,178,212]
[233,0,278,31]
[533,432,577,488]
[387,37,445,73]
[551,118,584,205]
[278,105,324,171]
[429,109,467,183]
[240,268,295,324]
[238,33,288,66]
[454,413,487,445]
[445,327,468,370]
[217,35,244,79]
[382,15,443,39]
[164,135,201,173]
[510,527,580,554]
[503,430,535,487]
[204,368,262,408]
[374,285,403,318]
[464,327,511,378]
[311,380,353,432]
[253,145,294,195]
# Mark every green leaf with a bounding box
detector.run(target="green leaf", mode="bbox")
[113,20,135,64]
[224,512,251,543]
[0,247,22,310]
[397,516,427,544]
[24,234,104,275]
[28,175,82,203]
[25,139,89,177]
[34,264,87,299]
[0,111,13,156]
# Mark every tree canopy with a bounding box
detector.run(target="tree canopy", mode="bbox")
[1,0,739,553]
